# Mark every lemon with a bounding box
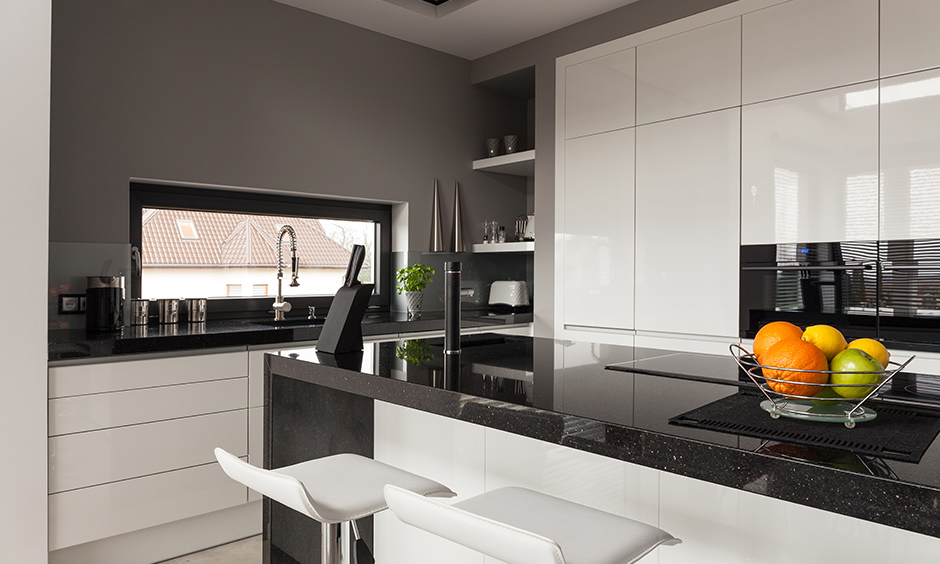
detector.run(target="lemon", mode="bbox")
[847,338,890,368]
[801,325,847,362]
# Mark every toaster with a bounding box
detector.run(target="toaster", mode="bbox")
[489,281,529,307]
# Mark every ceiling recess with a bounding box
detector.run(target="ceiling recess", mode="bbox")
[380,0,479,18]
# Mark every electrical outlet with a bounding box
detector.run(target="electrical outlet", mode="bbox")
[59,294,85,315]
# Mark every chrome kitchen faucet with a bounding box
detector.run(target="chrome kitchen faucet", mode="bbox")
[273,224,300,321]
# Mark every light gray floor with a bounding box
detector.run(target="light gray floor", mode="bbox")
[157,535,261,564]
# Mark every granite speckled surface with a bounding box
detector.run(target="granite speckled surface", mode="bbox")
[266,334,940,540]
[47,311,531,361]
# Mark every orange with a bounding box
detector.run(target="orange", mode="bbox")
[761,338,829,398]
[753,321,804,362]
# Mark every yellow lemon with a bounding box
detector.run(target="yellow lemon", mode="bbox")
[847,338,890,368]
[801,325,847,362]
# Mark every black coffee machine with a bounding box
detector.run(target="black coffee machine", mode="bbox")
[86,276,124,331]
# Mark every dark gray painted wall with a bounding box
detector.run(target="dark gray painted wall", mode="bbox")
[50,0,527,249]
[469,0,741,336]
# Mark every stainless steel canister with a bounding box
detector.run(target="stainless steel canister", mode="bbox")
[156,298,179,324]
[130,298,150,325]
[185,298,207,323]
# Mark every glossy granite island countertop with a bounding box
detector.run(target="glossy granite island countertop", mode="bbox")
[47,311,532,361]
[265,334,940,539]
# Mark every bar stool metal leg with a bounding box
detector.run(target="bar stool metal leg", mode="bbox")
[321,522,340,564]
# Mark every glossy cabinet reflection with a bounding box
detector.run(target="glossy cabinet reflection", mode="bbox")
[659,471,940,564]
[636,109,740,337]
[373,402,485,564]
[562,128,635,331]
[637,17,741,125]
[880,68,940,241]
[742,0,878,104]
[741,83,879,245]
[564,48,635,139]
[881,0,940,77]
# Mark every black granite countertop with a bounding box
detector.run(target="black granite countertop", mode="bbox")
[47,310,532,361]
[266,334,940,539]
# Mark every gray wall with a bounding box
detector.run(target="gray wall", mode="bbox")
[1,0,50,561]
[50,0,527,250]
[469,0,740,337]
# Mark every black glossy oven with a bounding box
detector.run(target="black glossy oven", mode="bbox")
[740,242,878,340]
[741,240,940,348]
[878,239,940,345]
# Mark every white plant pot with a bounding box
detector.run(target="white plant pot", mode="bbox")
[405,291,424,318]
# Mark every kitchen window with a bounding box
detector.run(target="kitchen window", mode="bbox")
[130,182,392,319]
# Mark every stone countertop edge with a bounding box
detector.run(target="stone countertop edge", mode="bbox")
[266,351,940,540]
[47,312,532,362]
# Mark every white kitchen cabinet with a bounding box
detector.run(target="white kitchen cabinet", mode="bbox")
[880,67,940,241]
[47,349,254,551]
[49,377,246,436]
[564,48,635,139]
[636,17,741,125]
[658,471,940,563]
[742,0,878,104]
[741,83,879,245]
[881,0,940,78]
[483,426,660,528]
[373,401,485,564]
[635,108,740,338]
[562,128,635,332]
[49,410,246,493]
[49,462,246,552]
[48,349,247,397]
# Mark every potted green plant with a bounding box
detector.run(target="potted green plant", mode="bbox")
[397,264,435,318]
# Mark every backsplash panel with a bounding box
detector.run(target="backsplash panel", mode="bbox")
[48,242,132,330]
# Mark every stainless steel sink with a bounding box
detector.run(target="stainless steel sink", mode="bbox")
[256,318,325,328]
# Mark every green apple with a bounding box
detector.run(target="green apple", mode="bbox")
[829,348,885,399]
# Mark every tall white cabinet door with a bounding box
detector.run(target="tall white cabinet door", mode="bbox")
[562,128,635,331]
[637,17,741,125]
[880,68,940,241]
[564,48,635,139]
[741,83,880,245]
[742,0,878,104]
[881,0,940,77]
[635,109,740,338]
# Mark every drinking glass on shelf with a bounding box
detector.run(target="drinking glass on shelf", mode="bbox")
[490,221,499,244]
[482,221,492,244]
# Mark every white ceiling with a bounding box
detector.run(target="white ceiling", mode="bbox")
[272,0,643,60]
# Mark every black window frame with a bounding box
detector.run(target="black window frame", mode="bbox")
[130,182,392,320]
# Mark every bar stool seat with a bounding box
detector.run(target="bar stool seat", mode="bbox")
[214,448,454,563]
[385,484,680,564]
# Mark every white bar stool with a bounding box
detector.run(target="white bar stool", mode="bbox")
[214,448,454,564]
[384,484,681,564]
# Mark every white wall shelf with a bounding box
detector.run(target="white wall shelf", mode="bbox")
[472,149,535,177]
[471,241,534,253]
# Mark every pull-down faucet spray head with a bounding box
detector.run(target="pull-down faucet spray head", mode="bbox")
[277,225,299,285]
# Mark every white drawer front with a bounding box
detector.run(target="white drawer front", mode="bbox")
[49,377,247,436]
[49,351,248,398]
[49,461,247,551]
[49,410,247,493]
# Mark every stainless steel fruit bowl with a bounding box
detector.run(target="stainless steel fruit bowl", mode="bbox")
[730,344,915,428]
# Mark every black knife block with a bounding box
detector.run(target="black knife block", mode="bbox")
[317,283,374,355]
